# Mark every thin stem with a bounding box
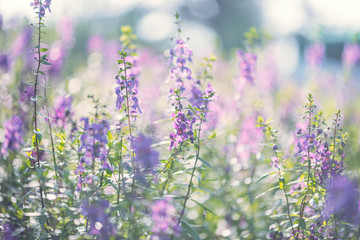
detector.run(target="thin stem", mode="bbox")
[44,78,58,187]
[267,126,295,235]
[33,8,45,210]
[332,112,340,161]
[171,116,204,240]
[297,101,313,239]
[117,137,124,204]
[121,57,137,238]
[160,161,174,197]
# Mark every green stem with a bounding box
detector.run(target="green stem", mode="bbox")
[33,5,45,211]
[171,117,204,240]
[297,101,313,239]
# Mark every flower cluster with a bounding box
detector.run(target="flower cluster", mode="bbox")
[270,156,279,169]
[305,42,325,67]
[295,126,345,184]
[81,199,116,238]
[169,112,195,149]
[236,51,257,85]
[78,118,111,169]
[76,118,111,189]
[188,85,203,109]
[133,134,159,174]
[2,222,15,240]
[322,176,360,224]
[114,55,142,117]
[342,43,360,68]
[52,95,73,128]
[1,115,23,155]
[30,0,51,18]
[167,39,193,94]
[151,199,181,239]
[236,116,262,163]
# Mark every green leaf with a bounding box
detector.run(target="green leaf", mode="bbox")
[256,172,275,183]
[193,185,213,194]
[40,60,51,65]
[191,199,217,216]
[255,186,279,199]
[40,113,54,120]
[181,219,200,240]
[198,157,213,169]
[299,218,306,230]
[40,48,48,52]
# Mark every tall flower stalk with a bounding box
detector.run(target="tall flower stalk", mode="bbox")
[30,0,52,212]
[114,25,141,238]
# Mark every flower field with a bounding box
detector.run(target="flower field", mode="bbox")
[1,1,360,239]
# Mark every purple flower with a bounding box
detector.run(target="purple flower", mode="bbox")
[114,55,142,117]
[48,41,66,76]
[81,199,116,238]
[236,116,263,162]
[270,156,279,169]
[236,51,257,86]
[133,134,159,173]
[2,222,15,240]
[56,17,75,46]
[169,112,195,149]
[10,26,32,60]
[342,43,360,68]
[77,118,112,187]
[189,85,203,109]
[30,0,51,17]
[87,35,104,53]
[52,95,73,128]
[305,42,325,67]
[151,198,181,238]
[204,83,216,98]
[167,38,194,95]
[322,176,360,224]
[1,115,24,155]
[28,148,46,166]
[0,54,9,72]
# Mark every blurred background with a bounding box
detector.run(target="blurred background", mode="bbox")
[2,0,360,78]
[1,2,360,239]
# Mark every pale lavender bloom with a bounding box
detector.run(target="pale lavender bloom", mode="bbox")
[2,222,15,240]
[167,39,194,95]
[151,198,181,239]
[87,35,104,53]
[236,51,257,86]
[114,55,142,117]
[133,134,159,173]
[10,26,32,60]
[236,116,262,162]
[257,47,278,91]
[169,112,195,149]
[270,156,279,169]
[77,118,112,182]
[342,43,360,68]
[322,176,360,224]
[56,17,75,46]
[204,83,216,98]
[189,85,203,108]
[0,54,9,72]
[305,42,325,67]
[30,0,51,17]
[48,41,65,76]
[52,95,73,128]
[1,115,24,155]
[19,84,34,103]
[81,199,116,239]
